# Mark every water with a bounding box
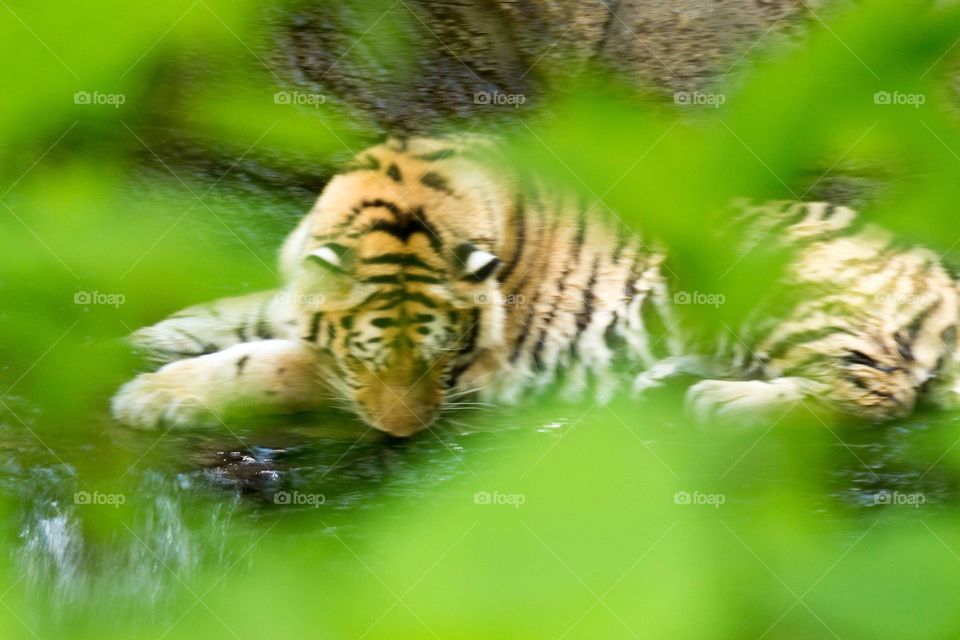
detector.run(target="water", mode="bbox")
[5,390,959,626]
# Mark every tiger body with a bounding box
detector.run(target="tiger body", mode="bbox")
[112,137,960,435]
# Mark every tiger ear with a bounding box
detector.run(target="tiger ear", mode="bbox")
[306,243,349,274]
[454,243,500,281]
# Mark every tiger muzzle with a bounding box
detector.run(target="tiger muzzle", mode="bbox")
[355,358,445,437]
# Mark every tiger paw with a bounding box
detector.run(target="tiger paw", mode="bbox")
[685,378,817,426]
[111,373,215,430]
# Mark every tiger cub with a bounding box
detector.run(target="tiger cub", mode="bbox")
[112,137,960,436]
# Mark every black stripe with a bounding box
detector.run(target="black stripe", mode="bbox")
[359,272,442,285]
[407,207,444,251]
[173,328,217,354]
[365,218,441,250]
[365,209,444,251]
[449,310,482,388]
[386,164,402,182]
[304,312,323,342]
[531,333,547,372]
[420,172,454,195]
[623,252,644,300]
[894,331,915,363]
[496,194,526,284]
[362,253,441,271]
[417,149,457,162]
[361,274,402,285]
[356,199,405,219]
[457,309,481,355]
[841,350,899,373]
[574,213,587,248]
[574,258,600,338]
[254,298,273,339]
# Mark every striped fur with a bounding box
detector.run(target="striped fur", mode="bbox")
[112,137,960,435]
[692,199,960,422]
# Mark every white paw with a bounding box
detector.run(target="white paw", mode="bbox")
[685,378,810,426]
[111,373,214,430]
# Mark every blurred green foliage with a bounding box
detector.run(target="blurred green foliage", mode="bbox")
[3,0,960,638]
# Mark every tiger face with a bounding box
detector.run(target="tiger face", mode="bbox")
[281,139,511,436]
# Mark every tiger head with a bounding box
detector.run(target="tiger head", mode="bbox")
[279,138,514,436]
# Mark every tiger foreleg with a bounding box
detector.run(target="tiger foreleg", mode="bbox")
[130,290,290,363]
[111,339,326,429]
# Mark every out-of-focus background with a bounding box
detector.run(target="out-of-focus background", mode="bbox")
[3,0,960,637]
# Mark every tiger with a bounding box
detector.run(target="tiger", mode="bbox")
[111,136,960,437]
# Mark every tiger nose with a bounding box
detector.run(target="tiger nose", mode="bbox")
[374,402,436,437]
[355,359,443,437]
